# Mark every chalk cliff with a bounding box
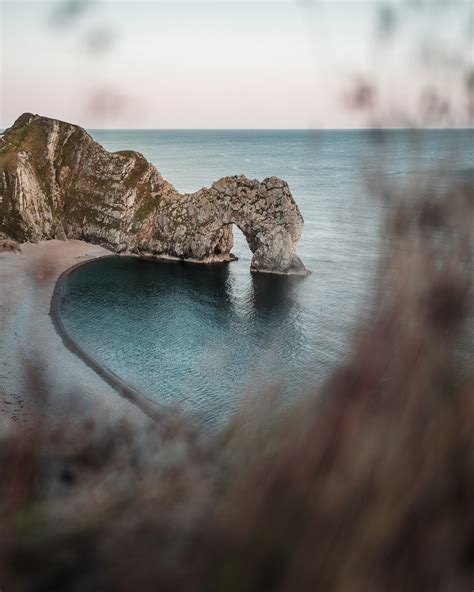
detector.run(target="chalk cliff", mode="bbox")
[0,114,307,274]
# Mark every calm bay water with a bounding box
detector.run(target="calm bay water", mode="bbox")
[61,129,473,428]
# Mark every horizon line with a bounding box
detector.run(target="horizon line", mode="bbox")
[1,126,473,133]
[86,126,474,131]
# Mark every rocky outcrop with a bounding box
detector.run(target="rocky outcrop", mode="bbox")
[0,114,307,275]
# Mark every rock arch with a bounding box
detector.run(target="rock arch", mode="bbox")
[1,114,308,276]
[153,175,308,275]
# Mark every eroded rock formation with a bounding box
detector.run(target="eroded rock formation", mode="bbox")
[0,114,307,274]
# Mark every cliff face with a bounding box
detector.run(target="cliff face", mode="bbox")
[0,114,307,274]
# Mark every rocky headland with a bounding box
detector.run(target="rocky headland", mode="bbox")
[0,114,307,275]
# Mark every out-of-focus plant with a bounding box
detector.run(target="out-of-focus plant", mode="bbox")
[0,178,472,591]
[344,0,473,127]
[0,1,472,590]
[47,0,125,122]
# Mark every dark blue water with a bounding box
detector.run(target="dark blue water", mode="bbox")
[61,129,473,428]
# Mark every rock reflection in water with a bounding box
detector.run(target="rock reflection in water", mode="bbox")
[61,257,312,429]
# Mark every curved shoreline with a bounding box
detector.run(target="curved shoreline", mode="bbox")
[0,240,153,430]
[49,256,165,422]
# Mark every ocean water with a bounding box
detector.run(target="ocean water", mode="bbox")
[60,129,473,429]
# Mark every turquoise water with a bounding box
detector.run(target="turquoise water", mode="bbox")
[61,129,473,428]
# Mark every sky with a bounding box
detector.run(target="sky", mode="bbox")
[0,0,472,128]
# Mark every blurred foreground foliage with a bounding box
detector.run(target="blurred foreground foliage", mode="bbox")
[0,177,472,591]
[1,2,471,587]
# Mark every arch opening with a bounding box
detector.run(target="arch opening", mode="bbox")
[231,224,253,262]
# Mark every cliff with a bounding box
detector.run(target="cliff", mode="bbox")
[0,114,307,275]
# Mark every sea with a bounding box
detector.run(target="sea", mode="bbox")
[59,129,473,429]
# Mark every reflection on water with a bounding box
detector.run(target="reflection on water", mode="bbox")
[61,255,363,429]
[59,129,473,429]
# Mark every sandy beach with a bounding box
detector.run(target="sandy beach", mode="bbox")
[0,240,150,432]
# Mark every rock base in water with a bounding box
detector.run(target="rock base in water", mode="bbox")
[0,114,307,275]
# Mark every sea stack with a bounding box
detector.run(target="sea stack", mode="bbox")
[0,113,307,275]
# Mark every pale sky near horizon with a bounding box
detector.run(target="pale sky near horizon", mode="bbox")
[0,0,472,128]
